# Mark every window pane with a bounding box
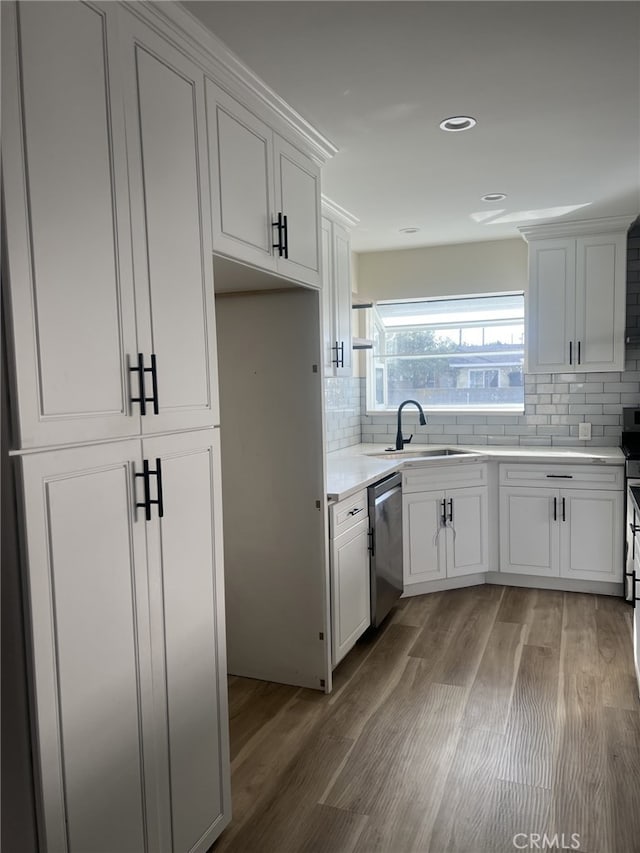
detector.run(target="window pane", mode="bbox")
[368,294,524,412]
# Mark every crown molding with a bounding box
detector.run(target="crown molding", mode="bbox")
[518,215,635,242]
[321,195,360,230]
[122,1,338,164]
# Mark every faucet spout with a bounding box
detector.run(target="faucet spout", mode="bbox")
[395,399,428,450]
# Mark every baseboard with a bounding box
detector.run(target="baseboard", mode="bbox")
[402,572,624,598]
[485,572,623,597]
[402,574,486,597]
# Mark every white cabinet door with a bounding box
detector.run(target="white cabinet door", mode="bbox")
[123,17,220,433]
[526,231,626,374]
[20,441,155,853]
[575,234,626,372]
[273,135,321,287]
[499,487,560,577]
[2,1,139,447]
[321,216,353,376]
[446,486,489,578]
[331,516,371,667]
[333,222,353,376]
[560,489,623,583]
[526,238,575,373]
[144,428,231,853]
[205,81,277,271]
[321,218,336,373]
[403,492,446,584]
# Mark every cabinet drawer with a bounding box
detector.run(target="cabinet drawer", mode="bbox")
[403,462,487,495]
[330,489,369,538]
[499,463,623,491]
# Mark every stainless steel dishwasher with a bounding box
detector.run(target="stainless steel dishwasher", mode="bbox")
[368,472,403,627]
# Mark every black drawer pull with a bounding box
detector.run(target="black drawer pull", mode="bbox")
[546,474,573,479]
[348,507,364,516]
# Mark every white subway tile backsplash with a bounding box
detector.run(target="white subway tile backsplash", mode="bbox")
[604,381,640,393]
[568,404,604,415]
[350,242,638,450]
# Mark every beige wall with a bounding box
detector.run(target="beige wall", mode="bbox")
[356,237,528,301]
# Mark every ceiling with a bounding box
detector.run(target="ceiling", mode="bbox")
[184,1,640,253]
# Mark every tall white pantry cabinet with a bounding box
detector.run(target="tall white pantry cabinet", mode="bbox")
[2,2,231,851]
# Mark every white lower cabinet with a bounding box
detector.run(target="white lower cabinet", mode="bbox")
[499,487,560,577]
[329,490,370,667]
[403,464,489,587]
[499,464,623,583]
[19,429,230,853]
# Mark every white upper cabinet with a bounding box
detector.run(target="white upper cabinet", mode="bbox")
[206,81,276,269]
[321,201,359,376]
[206,83,322,288]
[273,135,322,287]
[522,218,629,374]
[3,2,221,448]
[2,1,139,447]
[122,14,220,432]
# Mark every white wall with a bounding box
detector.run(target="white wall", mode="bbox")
[356,237,528,301]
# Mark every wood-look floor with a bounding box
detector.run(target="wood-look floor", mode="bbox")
[214,586,640,853]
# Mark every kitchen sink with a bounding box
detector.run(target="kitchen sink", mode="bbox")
[367,447,478,460]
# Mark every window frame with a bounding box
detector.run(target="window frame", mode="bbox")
[365,291,525,415]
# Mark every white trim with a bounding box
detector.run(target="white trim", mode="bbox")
[485,571,623,596]
[402,574,486,596]
[119,1,337,164]
[321,195,360,230]
[518,215,633,242]
[403,572,623,597]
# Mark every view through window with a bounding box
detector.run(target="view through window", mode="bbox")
[367,294,525,412]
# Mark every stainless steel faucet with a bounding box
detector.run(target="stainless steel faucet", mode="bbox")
[395,399,428,450]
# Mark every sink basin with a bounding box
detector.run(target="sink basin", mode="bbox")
[368,447,477,460]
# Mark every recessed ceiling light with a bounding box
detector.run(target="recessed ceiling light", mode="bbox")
[439,116,477,132]
[482,193,507,202]
[399,227,420,234]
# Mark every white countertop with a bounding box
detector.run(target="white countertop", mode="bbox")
[326,443,625,502]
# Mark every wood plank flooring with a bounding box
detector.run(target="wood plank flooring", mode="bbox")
[214,586,640,853]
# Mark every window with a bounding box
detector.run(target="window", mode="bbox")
[367,293,524,412]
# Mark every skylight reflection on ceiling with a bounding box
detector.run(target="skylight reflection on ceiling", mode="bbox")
[486,203,592,224]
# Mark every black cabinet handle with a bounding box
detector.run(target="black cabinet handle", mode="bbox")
[441,498,447,526]
[150,353,159,415]
[135,459,151,521]
[569,341,573,365]
[546,474,573,479]
[272,212,287,257]
[562,497,566,522]
[130,353,159,415]
[577,340,581,365]
[348,507,364,516]
[134,458,163,521]
[130,353,147,415]
[553,497,557,521]
[332,341,345,368]
[282,214,289,259]
[448,498,453,523]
